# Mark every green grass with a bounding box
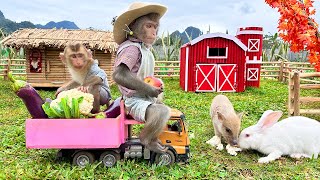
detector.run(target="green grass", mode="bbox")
[1,77,320,179]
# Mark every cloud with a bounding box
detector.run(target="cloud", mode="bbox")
[239,3,255,14]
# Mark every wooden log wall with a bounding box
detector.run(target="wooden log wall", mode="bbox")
[24,48,115,87]
[26,48,68,87]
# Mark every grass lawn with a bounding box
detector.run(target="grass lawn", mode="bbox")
[0,77,320,179]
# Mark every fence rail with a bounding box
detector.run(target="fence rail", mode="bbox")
[154,60,180,77]
[0,58,26,79]
[0,58,317,80]
[260,61,316,82]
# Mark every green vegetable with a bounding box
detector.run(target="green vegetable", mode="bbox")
[51,104,64,118]
[42,95,90,119]
[42,102,58,118]
[60,97,71,118]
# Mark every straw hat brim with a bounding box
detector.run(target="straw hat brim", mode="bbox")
[113,4,167,45]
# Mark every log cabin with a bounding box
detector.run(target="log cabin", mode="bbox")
[1,28,118,87]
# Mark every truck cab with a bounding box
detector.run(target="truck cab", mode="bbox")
[156,108,190,165]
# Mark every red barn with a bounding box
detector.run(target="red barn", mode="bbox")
[179,27,263,92]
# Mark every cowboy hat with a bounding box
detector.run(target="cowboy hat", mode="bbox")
[113,2,167,45]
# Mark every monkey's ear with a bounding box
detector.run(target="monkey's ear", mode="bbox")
[59,52,66,64]
[87,49,93,59]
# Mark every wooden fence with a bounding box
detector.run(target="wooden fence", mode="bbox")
[0,58,26,79]
[0,58,316,81]
[260,61,315,82]
[288,71,320,116]
[154,60,180,77]
[0,59,181,79]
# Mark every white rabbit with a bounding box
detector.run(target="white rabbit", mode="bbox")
[239,110,320,163]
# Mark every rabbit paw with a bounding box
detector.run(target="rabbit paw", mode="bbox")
[206,136,221,146]
[226,144,242,156]
[206,136,224,150]
[290,153,311,159]
[216,143,224,151]
[258,157,274,163]
[258,151,282,163]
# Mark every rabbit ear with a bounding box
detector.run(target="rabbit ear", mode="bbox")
[217,112,226,122]
[257,110,283,129]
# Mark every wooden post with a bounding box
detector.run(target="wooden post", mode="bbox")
[279,61,284,82]
[288,72,294,116]
[283,63,287,83]
[293,71,300,116]
[4,58,11,80]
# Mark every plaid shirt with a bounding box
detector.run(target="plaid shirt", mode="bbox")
[114,37,143,97]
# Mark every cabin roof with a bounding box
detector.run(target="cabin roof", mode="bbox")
[0,28,118,52]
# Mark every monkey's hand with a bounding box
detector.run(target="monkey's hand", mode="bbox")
[142,84,162,97]
[113,64,162,97]
[55,81,80,97]
[77,86,89,93]
[55,86,66,97]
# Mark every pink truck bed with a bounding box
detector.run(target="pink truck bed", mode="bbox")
[25,100,143,149]
[26,117,125,149]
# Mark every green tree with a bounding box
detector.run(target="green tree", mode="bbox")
[263,33,289,61]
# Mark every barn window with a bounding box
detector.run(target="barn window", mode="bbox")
[207,46,228,59]
[248,39,260,52]
[247,68,259,81]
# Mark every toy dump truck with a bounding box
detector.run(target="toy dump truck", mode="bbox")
[26,100,190,167]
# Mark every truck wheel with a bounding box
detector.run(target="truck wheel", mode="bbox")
[155,149,175,166]
[72,151,95,167]
[99,151,120,167]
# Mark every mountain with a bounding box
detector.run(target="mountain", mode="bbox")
[0,10,79,34]
[0,11,4,19]
[36,21,79,29]
[0,10,35,34]
[170,26,203,44]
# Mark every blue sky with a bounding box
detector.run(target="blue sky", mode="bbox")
[1,0,320,36]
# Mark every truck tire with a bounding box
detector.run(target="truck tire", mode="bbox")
[154,149,175,166]
[72,151,95,167]
[99,151,120,167]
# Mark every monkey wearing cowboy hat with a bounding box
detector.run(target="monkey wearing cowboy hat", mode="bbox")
[112,2,170,153]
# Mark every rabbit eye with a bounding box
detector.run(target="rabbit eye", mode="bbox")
[226,128,231,133]
[245,134,250,137]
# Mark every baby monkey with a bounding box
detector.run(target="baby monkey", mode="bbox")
[56,43,111,113]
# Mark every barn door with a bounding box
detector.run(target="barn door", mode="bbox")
[195,64,217,92]
[217,64,237,92]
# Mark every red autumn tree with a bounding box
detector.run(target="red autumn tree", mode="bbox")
[265,0,320,71]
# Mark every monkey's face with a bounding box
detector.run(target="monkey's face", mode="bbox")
[69,53,87,69]
[140,20,158,45]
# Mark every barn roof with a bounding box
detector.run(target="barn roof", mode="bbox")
[190,32,248,51]
[0,28,118,52]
